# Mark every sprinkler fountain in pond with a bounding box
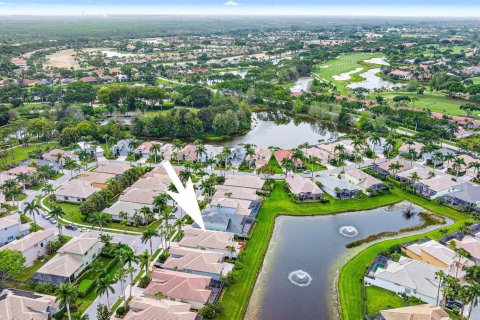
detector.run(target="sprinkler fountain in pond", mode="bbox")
[339,225,359,237]
[288,270,313,287]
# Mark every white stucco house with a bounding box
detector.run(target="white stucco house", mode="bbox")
[0,214,30,247]
[0,229,56,266]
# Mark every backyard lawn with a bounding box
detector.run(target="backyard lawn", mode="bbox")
[365,286,406,314]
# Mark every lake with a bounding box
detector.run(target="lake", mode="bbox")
[347,68,405,91]
[216,111,350,149]
[245,201,425,320]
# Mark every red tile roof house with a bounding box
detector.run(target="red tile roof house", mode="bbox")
[143,269,220,310]
[274,150,303,170]
[79,76,98,84]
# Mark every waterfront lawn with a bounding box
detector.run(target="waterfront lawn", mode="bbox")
[217,181,403,320]
[365,286,405,314]
[338,188,469,320]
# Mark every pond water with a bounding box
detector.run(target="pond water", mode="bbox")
[290,77,313,93]
[245,201,425,320]
[347,68,404,91]
[216,111,350,149]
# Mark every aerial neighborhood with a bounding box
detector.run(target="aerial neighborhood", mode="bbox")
[1,12,480,320]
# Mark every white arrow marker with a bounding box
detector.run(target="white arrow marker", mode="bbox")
[163,161,205,231]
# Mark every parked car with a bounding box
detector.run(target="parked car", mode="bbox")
[41,212,49,218]
[65,224,77,231]
[172,206,178,213]
[80,227,89,232]
[49,218,57,224]
[303,170,311,175]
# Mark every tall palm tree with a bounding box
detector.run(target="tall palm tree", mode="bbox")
[468,161,480,179]
[23,201,41,224]
[139,206,153,225]
[151,143,161,164]
[115,267,128,305]
[153,193,168,218]
[453,157,466,178]
[435,270,446,306]
[141,228,159,255]
[55,283,78,320]
[119,248,137,299]
[161,211,176,247]
[42,184,54,195]
[96,275,115,309]
[138,250,151,274]
[16,172,30,191]
[467,282,480,319]
[88,212,111,233]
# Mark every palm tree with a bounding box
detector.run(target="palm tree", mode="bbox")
[161,211,176,247]
[226,245,236,259]
[96,275,115,309]
[435,270,446,306]
[433,151,444,169]
[23,201,41,224]
[42,184,54,195]
[469,161,480,179]
[119,248,137,299]
[179,170,192,184]
[142,228,159,255]
[388,161,403,175]
[138,250,151,274]
[139,206,153,225]
[453,157,466,178]
[151,143,161,164]
[55,283,78,320]
[16,172,30,191]
[119,211,129,233]
[153,193,168,218]
[194,140,206,162]
[466,282,480,319]
[115,267,128,305]
[88,212,111,233]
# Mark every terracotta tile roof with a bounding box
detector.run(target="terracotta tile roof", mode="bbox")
[380,304,450,320]
[144,269,212,303]
[285,174,323,195]
[0,289,58,320]
[125,297,196,320]
[179,226,235,251]
[164,247,224,275]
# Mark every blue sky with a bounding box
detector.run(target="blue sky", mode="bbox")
[1,0,480,16]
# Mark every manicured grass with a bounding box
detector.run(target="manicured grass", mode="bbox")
[372,91,471,117]
[217,181,403,320]
[267,156,283,174]
[16,259,48,281]
[365,286,405,314]
[0,142,57,169]
[50,198,166,232]
[313,52,383,93]
[338,188,470,320]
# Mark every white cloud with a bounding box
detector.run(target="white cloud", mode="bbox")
[224,1,239,6]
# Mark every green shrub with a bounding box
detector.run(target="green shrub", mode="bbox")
[138,274,152,288]
[116,306,127,317]
[78,279,95,298]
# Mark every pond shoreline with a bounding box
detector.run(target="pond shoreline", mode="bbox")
[245,200,439,320]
